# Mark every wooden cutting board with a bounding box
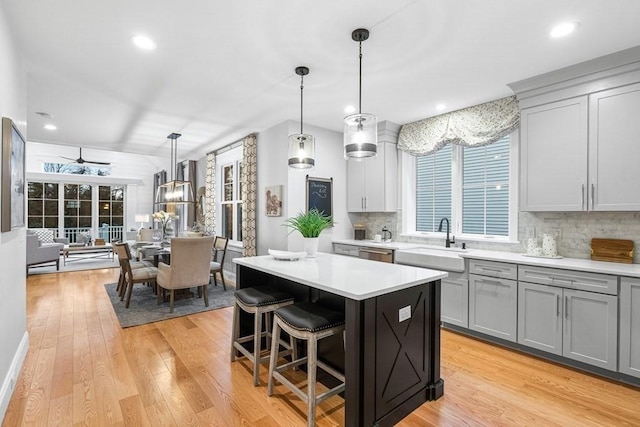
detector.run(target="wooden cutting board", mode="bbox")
[591,238,634,263]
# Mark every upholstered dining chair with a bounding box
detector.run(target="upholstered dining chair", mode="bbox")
[114,243,158,308]
[115,243,155,299]
[210,236,229,290]
[156,236,215,313]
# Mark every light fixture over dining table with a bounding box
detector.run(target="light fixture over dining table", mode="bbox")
[288,66,315,169]
[154,132,195,206]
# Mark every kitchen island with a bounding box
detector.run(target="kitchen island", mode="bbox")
[234,253,447,426]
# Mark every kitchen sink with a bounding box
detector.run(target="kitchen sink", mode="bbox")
[395,246,466,272]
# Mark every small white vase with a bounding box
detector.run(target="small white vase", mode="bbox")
[304,237,319,257]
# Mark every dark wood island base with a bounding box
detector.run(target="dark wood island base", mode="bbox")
[235,255,445,426]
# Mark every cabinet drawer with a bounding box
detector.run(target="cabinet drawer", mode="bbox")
[518,265,618,295]
[469,259,518,280]
[333,243,359,257]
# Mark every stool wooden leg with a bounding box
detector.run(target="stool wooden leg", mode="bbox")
[267,319,280,396]
[230,302,239,362]
[265,312,272,351]
[253,307,263,386]
[307,336,318,427]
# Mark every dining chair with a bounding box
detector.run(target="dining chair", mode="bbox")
[156,236,215,313]
[210,236,229,290]
[115,243,155,298]
[114,243,158,308]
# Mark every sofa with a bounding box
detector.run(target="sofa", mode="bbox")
[26,232,64,274]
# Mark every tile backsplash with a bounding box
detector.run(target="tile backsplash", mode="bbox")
[349,211,640,263]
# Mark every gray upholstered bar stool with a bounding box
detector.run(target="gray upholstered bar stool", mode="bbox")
[231,286,295,386]
[267,301,345,427]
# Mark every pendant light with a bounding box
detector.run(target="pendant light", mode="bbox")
[344,28,377,159]
[288,66,315,169]
[154,132,195,206]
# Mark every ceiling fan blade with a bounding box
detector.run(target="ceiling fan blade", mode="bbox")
[60,156,76,161]
[84,160,111,166]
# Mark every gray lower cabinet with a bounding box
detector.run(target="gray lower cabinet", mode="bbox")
[620,277,640,378]
[469,273,517,342]
[441,274,469,328]
[518,280,618,371]
[518,282,563,355]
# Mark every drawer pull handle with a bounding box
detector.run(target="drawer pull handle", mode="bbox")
[480,267,502,273]
[550,276,574,284]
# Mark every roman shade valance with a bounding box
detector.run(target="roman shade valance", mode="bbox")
[398,95,520,156]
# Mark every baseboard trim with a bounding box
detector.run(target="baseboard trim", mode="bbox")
[0,331,29,422]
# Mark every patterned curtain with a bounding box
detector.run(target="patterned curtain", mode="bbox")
[398,95,520,156]
[204,153,216,235]
[241,134,257,256]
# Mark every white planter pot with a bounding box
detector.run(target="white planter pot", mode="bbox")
[304,237,319,257]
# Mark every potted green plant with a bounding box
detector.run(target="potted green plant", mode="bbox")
[284,208,332,257]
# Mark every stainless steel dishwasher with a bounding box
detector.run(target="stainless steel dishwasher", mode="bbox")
[358,247,394,263]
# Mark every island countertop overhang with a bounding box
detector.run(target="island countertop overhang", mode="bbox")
[234,252,448,300]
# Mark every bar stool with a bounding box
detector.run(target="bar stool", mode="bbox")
[231,286,295,386]
[267,301,345,427]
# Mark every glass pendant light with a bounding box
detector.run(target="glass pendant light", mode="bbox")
[344,28,377,159]
[154,132,195,206]
[288,66,315,169]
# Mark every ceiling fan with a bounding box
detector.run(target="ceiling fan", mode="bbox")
[60,147,111,166]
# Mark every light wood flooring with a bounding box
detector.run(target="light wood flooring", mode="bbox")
[3,268,640,426]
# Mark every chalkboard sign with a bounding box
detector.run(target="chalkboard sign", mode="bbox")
[306,176,333,220]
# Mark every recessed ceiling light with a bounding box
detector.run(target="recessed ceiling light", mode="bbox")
[550,21,579,38]
[344,105,356,114]
[44,124,57,131]
[436,104,447,112]
[132,35,156,50]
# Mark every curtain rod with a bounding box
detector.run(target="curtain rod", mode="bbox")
[207,133,254,156]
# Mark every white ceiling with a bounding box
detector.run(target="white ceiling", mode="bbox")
[4,0,640,161]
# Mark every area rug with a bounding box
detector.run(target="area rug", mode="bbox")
[104,282,235,328]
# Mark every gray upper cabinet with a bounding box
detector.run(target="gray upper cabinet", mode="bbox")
[347,141,397,212]
[589,82,640,210]
[620,277,640,379]
[511,47,640,212]
[520,96,588,211]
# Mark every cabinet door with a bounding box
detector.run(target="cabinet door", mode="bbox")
[362,143,387,211]
[520,97,588,211]
[589,82,640,210]
[620,277,640,378]
[469,275,517,342]
[347,159,365,212]
[441,277,469,328]
[563,289,618,371]
[517,282,562,355]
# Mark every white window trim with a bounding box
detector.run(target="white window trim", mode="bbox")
[401,130,519,243]
[216,146,243,246]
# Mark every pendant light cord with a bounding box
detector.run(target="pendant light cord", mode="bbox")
[358,40,363,115]
[300,74,304,135]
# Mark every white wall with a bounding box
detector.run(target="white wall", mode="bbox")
[256,120,350,256]
[25,142,168,231]
[0,3,28,420]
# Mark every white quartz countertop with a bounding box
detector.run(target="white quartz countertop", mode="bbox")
[333,239,422,251]
[234,252,448,300]
[459,248,640,278]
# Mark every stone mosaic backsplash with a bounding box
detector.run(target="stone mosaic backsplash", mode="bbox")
[349,211,640,263]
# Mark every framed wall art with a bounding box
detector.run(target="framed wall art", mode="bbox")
[1,117,26,232]
[265,185,283,217]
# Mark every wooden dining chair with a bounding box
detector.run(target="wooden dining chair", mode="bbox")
[115,243,155,298]
[114,243,159,308]
[156,236,215,313]
[210,236,229,290]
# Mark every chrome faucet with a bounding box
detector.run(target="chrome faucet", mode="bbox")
[438,217,455,248]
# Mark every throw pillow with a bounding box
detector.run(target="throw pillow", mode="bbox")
[30,228,55,243]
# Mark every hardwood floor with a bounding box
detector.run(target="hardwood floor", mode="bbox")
[4,268,640,426]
